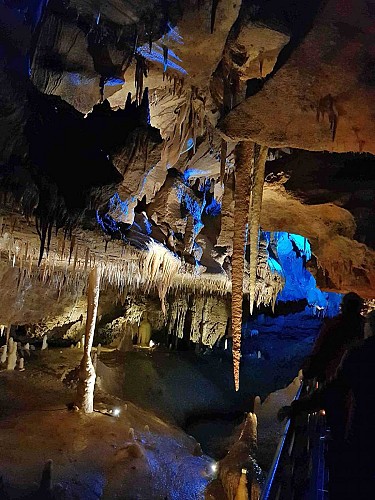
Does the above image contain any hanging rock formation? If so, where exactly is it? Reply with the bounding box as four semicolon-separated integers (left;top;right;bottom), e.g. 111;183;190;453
231;142;252;391
220;0;375;154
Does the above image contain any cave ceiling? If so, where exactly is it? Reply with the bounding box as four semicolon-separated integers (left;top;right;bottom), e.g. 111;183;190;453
1;0;375;326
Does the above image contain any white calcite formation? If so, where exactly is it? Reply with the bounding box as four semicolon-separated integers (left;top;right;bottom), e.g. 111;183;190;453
0;344;7;364
7;338;17;370
41;335;48;350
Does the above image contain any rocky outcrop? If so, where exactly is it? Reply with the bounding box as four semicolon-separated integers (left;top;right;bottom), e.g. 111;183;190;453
220;0;375;154
167;293;229;347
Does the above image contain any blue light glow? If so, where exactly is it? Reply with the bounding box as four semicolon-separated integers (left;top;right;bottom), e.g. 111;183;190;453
105;77;125;86
96;210;121;236
108;193;130;217
176;184;205;237
137;44;187;75
180;138;195;155
268;255;283;274
183;168;209;181
144;217;152;235
266;232;341;317
67;72;93;86
161;23;184;45
205;198;221;216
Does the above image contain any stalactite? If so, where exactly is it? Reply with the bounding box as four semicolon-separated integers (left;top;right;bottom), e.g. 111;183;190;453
135;55;148;105
84;247;90;271
139;87;150;126
69;235;76;264
317;94;338;141
248;144;268;315
162;44;169;73
232;142;253;391
161;86;205;169
211;0;220;33
73;243;78;271
220;139;227;185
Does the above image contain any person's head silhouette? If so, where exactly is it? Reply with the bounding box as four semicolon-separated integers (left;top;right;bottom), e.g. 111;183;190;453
341;292;364;316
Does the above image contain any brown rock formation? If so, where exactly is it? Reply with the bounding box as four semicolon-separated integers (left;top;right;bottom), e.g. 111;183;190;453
220;0;375;154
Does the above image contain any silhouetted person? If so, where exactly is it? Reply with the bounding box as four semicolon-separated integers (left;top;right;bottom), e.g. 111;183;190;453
279;311;375;499
303;292;365;383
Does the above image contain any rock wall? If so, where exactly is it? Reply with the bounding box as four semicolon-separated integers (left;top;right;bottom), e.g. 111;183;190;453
167;292;230;347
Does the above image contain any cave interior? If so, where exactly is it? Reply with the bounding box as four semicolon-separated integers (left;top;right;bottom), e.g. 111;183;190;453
1;0;375;498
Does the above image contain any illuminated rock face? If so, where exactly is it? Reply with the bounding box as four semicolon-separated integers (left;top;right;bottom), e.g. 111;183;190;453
220;0;375;154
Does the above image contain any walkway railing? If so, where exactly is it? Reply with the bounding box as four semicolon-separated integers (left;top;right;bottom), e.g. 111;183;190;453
260;382;328;500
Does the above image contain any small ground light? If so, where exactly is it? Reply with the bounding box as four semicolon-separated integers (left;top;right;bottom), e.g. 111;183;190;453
211;463;218;473
113;408;121;417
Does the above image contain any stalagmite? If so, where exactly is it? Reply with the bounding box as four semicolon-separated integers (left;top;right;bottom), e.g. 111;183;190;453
0;344;7;364
218;412;259;500
248;144;268;315
232;142;253;392
253;396;261;416
235;469;248;500
41;334;48;350
18;357;25;371
75;266;100;413
7;338;17;370
39;459;53;494
138;314;152;346
97;343;102;356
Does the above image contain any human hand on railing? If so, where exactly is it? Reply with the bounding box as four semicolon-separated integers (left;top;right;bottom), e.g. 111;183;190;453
277;405;292;422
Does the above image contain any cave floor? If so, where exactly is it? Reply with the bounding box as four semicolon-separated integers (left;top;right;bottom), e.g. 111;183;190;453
0;348;214;499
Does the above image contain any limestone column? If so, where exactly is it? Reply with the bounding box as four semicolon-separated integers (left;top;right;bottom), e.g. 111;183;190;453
75;266;100;413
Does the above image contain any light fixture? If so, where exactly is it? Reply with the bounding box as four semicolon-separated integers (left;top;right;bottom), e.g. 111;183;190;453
113;408;121;417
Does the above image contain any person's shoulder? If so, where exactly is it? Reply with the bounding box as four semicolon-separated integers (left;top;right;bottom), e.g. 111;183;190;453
344;336;374;364
361;335;375;352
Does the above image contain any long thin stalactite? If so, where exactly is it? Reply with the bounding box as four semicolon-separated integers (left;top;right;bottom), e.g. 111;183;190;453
232;142;253;392
248;144;268;315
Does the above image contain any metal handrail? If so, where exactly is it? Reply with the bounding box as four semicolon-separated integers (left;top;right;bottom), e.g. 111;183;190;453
260;383;304;500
